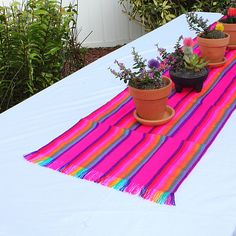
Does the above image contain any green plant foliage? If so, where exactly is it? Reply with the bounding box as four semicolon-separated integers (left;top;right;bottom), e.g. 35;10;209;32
0;0;85;112
119;0;180;31
186;12;209;34
191;0;231;13
186;12;227;39
109;48;166;90
119;0;231;31
183;54;208;72
201;30;226;39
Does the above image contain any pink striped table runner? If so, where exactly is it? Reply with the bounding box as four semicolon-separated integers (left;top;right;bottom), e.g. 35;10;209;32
24;46;236;205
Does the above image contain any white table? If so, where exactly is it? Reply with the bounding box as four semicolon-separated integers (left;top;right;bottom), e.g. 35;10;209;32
0;12;236;236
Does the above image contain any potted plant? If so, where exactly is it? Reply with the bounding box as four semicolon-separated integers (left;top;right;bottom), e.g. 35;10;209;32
109;48;175;126
157;36;208;93
186;12;230;67
219;1;236;49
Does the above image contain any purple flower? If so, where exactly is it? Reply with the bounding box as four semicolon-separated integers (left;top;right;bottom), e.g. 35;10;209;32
148;59;160;69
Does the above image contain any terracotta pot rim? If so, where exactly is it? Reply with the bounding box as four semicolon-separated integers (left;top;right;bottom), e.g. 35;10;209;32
197;32;230;41
221;22;236;26
128;76;172;92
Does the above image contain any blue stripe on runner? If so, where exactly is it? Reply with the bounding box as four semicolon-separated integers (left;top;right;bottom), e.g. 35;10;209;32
40;122;99;166
58;125;112;172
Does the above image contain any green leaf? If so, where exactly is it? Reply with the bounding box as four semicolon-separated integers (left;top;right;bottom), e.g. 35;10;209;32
45;47;61;55
183;55;190;63
35;9;48;15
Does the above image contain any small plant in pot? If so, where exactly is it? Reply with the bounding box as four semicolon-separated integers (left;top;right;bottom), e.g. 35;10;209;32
219;1;236;49
186;12;230;67
109;48;175;126
157;36;208;93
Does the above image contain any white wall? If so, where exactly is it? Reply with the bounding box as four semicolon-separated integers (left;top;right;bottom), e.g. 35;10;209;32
75;0;144;47
2;0;145;48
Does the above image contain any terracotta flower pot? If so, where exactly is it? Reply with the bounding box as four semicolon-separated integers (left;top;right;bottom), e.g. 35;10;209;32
128;76;172;120
222;23;236;48
197;33;230;64
169;67;209;93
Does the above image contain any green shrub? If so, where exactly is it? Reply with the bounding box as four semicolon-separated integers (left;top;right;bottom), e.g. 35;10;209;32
191;0;231;13
0;0;85;113
119;0;231;31
119;0;180;31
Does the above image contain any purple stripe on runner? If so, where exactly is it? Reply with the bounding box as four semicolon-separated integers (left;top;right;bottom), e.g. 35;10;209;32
172;101;236;193
95;133;147;183
58;125;112;172
79;129;132;178
168;59;236;137
186;76;236;140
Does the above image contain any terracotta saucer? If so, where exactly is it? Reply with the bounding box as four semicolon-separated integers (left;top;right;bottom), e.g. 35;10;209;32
228;44;236;50
207;57;227;68
134;105;175;126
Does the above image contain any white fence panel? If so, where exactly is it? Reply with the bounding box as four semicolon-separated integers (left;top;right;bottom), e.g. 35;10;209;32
75;0;144;47
2;0;144;48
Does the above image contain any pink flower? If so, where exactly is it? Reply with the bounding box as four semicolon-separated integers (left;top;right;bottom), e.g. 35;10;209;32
228;7;236;17
183;37;194;47
159;62;166;71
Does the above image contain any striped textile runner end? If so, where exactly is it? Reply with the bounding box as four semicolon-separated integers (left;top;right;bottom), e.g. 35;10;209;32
24;44;236;206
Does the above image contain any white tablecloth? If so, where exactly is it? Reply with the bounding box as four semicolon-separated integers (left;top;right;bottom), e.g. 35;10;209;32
0;12;236;236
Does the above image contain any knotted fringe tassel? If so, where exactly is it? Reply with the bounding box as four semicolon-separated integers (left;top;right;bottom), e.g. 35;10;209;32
60;165;176;206
140;187;175;205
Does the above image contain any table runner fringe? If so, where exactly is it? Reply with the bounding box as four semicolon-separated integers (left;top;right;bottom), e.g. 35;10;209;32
60;165;176;205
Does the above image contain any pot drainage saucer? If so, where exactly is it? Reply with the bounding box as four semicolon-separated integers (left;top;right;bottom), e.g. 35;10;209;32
134;105;175;126
207;57;227;68
228;44;236;50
